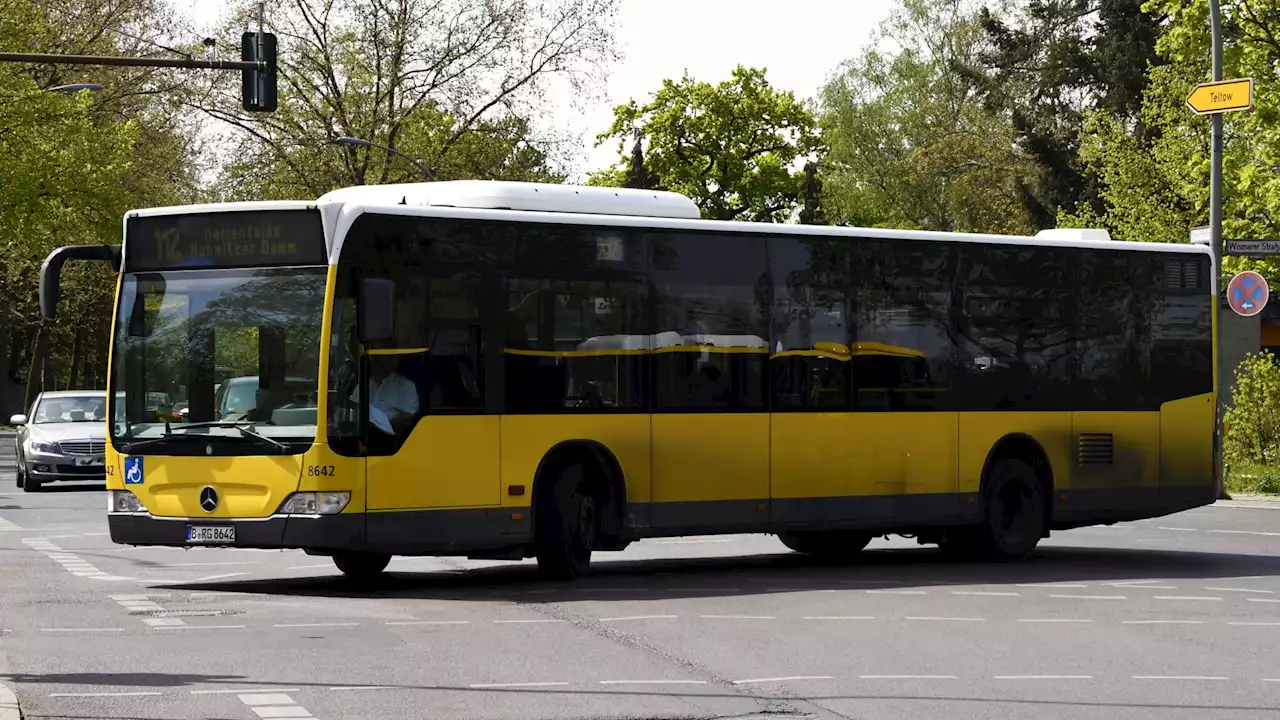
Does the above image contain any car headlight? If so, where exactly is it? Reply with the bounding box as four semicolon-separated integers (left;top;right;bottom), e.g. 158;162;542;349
27;440;59;454
278;491;350;515
109;490;144;513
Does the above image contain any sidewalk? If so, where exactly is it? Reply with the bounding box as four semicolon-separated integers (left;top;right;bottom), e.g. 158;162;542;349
1219;492;1280;509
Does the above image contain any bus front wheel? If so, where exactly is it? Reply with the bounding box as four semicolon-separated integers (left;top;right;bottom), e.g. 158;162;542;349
968;458;1045;561
535;463;597;580
333;551;391;578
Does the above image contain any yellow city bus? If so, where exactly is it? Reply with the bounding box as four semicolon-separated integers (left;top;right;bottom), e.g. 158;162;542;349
38;181;1219;579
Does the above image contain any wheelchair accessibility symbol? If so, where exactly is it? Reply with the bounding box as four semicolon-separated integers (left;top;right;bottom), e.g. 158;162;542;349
124;456;144;485
1228;271;1269;317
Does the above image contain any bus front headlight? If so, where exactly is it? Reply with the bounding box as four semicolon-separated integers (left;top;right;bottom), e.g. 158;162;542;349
109;490;143;513
278;492;350;515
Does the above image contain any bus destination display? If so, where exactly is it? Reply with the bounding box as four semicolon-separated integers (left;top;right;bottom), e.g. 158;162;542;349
125;210;326;271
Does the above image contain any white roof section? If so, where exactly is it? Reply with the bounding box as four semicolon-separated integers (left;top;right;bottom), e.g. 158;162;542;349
1036;228;1112;242
126;200;317;218
317;180;702;219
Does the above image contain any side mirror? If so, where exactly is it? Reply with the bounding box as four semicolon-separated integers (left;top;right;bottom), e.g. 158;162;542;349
9;414;27;426
40;244;121;319
359;278;395;343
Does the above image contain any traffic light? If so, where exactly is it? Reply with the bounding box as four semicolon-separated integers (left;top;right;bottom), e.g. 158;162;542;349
241;31;277;112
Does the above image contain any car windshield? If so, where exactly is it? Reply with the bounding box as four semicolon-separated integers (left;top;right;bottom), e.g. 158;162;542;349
110;266;326;449
32;396;108;424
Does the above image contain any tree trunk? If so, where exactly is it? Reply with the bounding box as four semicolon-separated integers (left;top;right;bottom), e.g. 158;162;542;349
67;327;83;390
24;325;47;409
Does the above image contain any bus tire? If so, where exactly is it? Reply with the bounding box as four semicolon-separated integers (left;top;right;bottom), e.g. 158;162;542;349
333;551;391;578
975;458;1045;561
779;530;872;558
535;463;597;580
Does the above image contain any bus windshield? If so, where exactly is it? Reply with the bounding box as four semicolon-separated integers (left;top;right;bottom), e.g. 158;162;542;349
110;266;326;451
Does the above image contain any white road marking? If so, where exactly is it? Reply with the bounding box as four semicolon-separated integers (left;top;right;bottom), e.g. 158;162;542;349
700;615;776;620
1018;583;1088;588
1048;594;1126;600
156;624;247;630
328;686;396;691
1157;527;1198;532
48;686;162;691
163;561;262;567
804;616;875;621
1248;598;1280;604
598;680;707;685
469;682;570;688
493;619;562;624
1122;620;1204;625
654;538;733;544
237;692;315;719
1205;587;1274;594
669;587;743;592
904;616;985;622
731;676;832;685
599;615;678;622
1153;596;1222;601
1206;529;1280;536
952;591;1020;597
866;589;926;595
859;675;957;680
273;623;359;628
995;675;1093;680
1226;621;1280;627
1132;675;1228;681
384;620;470;626
40;627;124;633
190;688;300;695
142;618;185;627
1017;618;1093;623
188;572;249;582
286;563;334;570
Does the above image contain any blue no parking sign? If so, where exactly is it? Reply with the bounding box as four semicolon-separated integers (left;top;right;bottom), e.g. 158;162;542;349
1228;271;1269;317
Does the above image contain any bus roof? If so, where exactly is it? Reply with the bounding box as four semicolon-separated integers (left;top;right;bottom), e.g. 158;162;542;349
317;180;702;219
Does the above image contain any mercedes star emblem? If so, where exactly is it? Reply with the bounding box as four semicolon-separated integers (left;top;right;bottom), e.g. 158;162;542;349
199;486;219;513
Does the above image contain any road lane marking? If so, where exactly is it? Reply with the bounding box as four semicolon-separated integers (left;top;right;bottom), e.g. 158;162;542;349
700;615;776;620
40;628;124;633
49;686;161;691
1156;527;1198;532
1248;598;1280;603
469;682;570;688
191;688;300;694
1122;620;1204;625
599;680;708;685
328;686;396;691
156;625;247;630
286;563;334;570
273;623;359;628
731;676;832;685
859;675;957;680
1017;618;1093;623
654;538;734;544
952;591;1020;597
1048;594;1126;600
384;620;470;626
1018;583;1088;588
1153;596;1222;601
1206;529;1280;536
995;675;1093;680
493;619;562;624
163;561;262;567
904;616;985;622
1227;621;1280;626
599;615;678;622
803;616;875;620
866;589;926;595
237;692;315;719
1132;675;1228;681
1205;587;1274;594
188;572;249;582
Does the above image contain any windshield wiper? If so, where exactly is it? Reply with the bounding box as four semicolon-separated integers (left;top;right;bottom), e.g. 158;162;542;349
120;421;290;454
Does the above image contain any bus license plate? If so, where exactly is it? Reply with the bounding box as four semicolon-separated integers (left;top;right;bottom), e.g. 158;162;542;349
186;525;235;544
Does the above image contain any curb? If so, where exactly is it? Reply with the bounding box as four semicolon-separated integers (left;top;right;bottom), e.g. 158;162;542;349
0;684;20;720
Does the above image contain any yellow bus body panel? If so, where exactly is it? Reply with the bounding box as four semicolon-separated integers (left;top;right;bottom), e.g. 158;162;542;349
111;453;304;518
501;415;651;507
367;416;501;510
1071;411;1160;490
957;413;1073;493
651;414;769;503
1160;393;1215;489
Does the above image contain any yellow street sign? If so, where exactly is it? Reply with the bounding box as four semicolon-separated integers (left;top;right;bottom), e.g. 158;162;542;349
1187;78;1254;115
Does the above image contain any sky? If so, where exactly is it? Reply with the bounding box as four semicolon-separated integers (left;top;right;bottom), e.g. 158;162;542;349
171;0;894;179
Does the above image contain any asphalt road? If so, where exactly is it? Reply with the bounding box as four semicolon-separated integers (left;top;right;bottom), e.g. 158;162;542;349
3;442;1280;719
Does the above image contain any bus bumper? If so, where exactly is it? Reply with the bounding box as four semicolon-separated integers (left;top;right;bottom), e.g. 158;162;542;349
107;512;364;551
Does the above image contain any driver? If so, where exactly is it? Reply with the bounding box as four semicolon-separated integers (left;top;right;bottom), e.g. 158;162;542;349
362;354;418;435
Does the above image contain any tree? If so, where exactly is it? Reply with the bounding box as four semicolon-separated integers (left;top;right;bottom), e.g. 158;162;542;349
197;0;620;200
590;66;819;222
1062;0;1280;282
970;0;1165;228
818;0;1035;234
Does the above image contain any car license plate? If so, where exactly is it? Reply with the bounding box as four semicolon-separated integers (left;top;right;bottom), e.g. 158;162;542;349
186;525;235;544
74;456;103;467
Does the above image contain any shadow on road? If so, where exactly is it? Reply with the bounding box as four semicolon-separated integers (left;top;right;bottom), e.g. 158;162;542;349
165;545;1280;603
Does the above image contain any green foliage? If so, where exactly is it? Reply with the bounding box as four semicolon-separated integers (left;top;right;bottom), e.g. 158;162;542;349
818;0;1035;234
1223;352;1280;474
590;66;818;222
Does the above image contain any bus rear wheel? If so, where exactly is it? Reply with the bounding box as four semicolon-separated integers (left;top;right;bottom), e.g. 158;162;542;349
779;530;872;558
971;458;1045;561
333;551;391;578
535;463;597;580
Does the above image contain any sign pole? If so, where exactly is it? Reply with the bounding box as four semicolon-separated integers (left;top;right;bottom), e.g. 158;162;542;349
1210;0;1224;275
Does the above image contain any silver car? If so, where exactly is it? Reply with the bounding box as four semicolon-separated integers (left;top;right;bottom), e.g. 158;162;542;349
10;390;108;492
